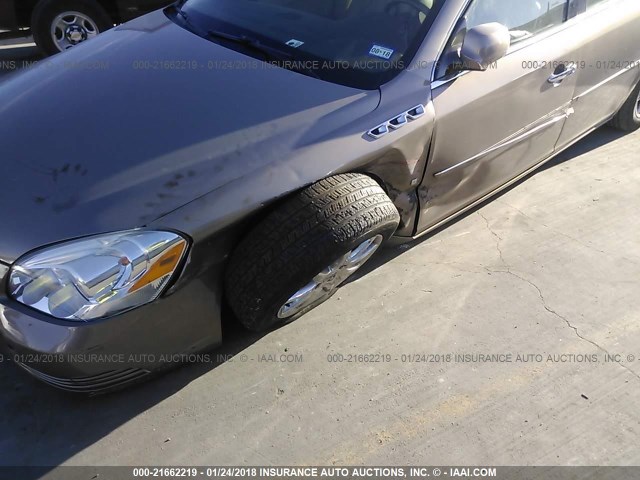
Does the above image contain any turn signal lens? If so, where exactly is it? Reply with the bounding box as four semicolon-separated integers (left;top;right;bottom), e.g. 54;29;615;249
9;230;188;321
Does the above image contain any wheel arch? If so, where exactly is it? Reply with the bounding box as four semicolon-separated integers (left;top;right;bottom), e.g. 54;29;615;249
155;170;398;298
151;160;417;297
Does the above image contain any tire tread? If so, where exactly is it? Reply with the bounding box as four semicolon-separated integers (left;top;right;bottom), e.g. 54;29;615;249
610;81;640;132
225;173;400;331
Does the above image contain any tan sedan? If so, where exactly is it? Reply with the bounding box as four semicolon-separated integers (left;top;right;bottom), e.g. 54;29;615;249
1;0;639;391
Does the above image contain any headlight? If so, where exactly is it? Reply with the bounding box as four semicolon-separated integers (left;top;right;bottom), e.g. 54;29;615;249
8;230;188;321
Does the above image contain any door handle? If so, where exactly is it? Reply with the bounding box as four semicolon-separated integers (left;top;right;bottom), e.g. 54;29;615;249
548;63;577;85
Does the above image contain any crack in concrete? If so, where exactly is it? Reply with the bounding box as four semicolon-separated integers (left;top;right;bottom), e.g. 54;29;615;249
478;211;507;268
477;211;640;382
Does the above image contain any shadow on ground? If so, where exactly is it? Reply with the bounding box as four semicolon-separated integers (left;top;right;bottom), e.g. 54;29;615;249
0;126;627;474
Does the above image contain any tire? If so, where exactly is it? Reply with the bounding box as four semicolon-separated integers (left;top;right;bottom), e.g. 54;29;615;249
610;81;640;132
31;0;113;56
225;173;401;332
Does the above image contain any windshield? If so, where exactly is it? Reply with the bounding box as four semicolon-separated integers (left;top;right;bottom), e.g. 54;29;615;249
174;0;442;89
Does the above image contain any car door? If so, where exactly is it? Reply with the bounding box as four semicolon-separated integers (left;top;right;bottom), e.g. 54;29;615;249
416;0;578;234
556;0;640;149
0;0;17;30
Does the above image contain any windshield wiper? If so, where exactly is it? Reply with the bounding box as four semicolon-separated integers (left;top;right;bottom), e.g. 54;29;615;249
207;29;321;79
172;5;208;38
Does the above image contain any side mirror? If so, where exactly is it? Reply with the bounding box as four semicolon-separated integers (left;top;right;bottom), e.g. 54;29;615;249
459;22;511;71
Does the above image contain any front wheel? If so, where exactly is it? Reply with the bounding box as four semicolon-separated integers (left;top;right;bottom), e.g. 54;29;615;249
225;173;401;332
610;81;640;132
31;0;113;56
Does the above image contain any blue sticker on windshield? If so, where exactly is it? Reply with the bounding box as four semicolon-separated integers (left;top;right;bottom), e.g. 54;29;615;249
369;45;394;60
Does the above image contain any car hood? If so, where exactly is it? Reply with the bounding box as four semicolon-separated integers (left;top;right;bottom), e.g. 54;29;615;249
0;10;380;263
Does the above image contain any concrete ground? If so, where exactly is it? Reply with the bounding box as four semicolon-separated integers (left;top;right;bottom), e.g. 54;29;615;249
1;39;640;469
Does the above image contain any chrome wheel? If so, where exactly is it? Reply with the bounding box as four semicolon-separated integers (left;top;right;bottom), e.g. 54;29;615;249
50;11;99;51
277;235;383;319
635;89;640;119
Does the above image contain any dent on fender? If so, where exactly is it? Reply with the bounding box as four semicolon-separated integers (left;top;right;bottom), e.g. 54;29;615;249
362;100;436;237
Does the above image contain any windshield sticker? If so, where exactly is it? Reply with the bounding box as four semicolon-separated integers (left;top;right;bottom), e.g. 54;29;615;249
286;39;305;48
369;45;394;60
